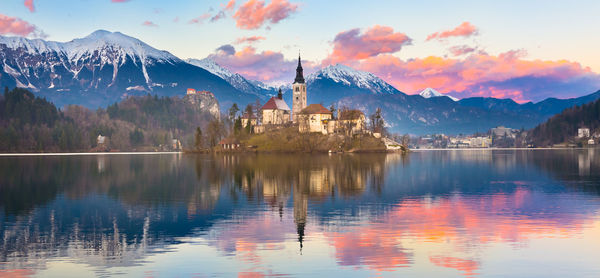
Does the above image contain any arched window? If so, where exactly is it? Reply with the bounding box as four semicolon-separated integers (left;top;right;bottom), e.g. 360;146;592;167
295;87;299;92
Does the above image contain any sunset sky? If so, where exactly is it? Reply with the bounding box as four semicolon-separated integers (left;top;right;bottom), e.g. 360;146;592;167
1;0;599;102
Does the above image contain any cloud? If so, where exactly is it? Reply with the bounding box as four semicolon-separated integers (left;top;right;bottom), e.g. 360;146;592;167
0;14;46;38
233;0;298;30
208;44;314;83
427;21;479;41
225;0;236;11
188;13;211;24
24;0;35;12
216;44;236;55
142;21;158;27
349;51;600;102
210;11;227;22
235;36;266;44
324;25;411;64
448;45;478;56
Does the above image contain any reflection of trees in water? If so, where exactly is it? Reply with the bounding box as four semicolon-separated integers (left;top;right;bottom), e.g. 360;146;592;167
526;149;600;194
0;153;394;270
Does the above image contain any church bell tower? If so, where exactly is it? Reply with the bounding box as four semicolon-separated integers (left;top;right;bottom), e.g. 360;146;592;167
292;54;307;123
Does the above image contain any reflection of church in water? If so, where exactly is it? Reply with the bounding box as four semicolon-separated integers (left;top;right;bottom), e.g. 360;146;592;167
236;155;389;250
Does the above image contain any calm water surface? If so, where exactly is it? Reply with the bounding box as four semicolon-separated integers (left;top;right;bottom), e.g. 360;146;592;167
1;150;600;277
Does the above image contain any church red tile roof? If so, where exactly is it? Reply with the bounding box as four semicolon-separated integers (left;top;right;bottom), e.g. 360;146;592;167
261;97;291;111
299;104;332;115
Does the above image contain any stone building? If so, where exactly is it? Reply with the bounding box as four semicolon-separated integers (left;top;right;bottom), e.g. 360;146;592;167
260;89;291;125
337;109;367;135
292;55;307;123
298;104;333;134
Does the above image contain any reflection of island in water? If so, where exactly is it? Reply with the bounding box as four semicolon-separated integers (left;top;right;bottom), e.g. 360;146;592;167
0;150;599;276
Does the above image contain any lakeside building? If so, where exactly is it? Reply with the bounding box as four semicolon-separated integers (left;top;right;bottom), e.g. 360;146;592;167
578;128;591;138
491;126;518;138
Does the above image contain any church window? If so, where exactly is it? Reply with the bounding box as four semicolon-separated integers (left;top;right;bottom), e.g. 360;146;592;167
295;87;299;92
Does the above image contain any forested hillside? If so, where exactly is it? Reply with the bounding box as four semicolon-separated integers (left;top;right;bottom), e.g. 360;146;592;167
528;98;600;146
0;88;220;152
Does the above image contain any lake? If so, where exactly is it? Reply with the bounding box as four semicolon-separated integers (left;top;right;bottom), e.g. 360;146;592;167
1;150;599;277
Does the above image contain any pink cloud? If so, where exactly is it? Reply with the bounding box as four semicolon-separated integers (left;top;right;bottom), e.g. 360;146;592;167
141;21;158;27
0;14;45;38
235;36;266;44
448;45;478;56
324;25;411;64
24;0;35;12
349;51;600;102
188;13;211;24
208;44;315;83
427;22;479;41
233;0;298;30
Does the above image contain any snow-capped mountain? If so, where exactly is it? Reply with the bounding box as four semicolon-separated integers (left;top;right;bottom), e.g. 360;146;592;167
284;63;403;106
307;64;399;95
0;30;255;108
185;58;274;100
419;87;459;101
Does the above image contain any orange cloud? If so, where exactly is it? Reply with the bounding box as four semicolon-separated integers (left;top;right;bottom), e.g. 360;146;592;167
225;0;236;11
0;14;44;38
141;20;158;27
235;36;266;44
233;0;298;30
324;25;411;64
430;256;479;277
427;22;479;41
24;0;35;12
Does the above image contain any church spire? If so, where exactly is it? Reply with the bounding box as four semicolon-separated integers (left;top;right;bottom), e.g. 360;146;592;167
294;53;305;84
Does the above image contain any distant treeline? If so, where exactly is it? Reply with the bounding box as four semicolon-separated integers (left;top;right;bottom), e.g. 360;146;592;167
528;98;600;146
0;88;218;152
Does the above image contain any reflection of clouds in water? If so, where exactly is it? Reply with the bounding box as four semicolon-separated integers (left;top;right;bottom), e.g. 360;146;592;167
321;188;599;274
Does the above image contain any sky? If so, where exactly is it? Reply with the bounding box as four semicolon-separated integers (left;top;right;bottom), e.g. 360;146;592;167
1;0;600;102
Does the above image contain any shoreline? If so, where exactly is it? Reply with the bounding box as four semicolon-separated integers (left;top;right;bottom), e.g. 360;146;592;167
0;147;596;156
0;151;183;157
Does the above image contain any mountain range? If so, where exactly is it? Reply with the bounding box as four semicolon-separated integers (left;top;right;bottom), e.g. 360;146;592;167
0;30;257;108
1;30;599;135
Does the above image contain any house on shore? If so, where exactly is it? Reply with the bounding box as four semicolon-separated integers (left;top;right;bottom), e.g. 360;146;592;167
219;138;241;150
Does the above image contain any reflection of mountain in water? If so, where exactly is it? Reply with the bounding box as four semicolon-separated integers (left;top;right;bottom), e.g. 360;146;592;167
0;150;599;274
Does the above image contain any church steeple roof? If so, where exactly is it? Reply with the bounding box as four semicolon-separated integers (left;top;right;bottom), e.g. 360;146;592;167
294;54;305;84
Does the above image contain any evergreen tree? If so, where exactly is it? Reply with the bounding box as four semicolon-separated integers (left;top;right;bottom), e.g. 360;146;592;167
194;127;203;150
228;103;239;122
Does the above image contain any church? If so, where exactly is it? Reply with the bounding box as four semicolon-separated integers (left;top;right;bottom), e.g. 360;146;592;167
258;54;310;127
255;54;365;135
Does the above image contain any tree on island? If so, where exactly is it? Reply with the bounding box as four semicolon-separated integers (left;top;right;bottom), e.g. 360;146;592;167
206;118;225;148
228;103;239;123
